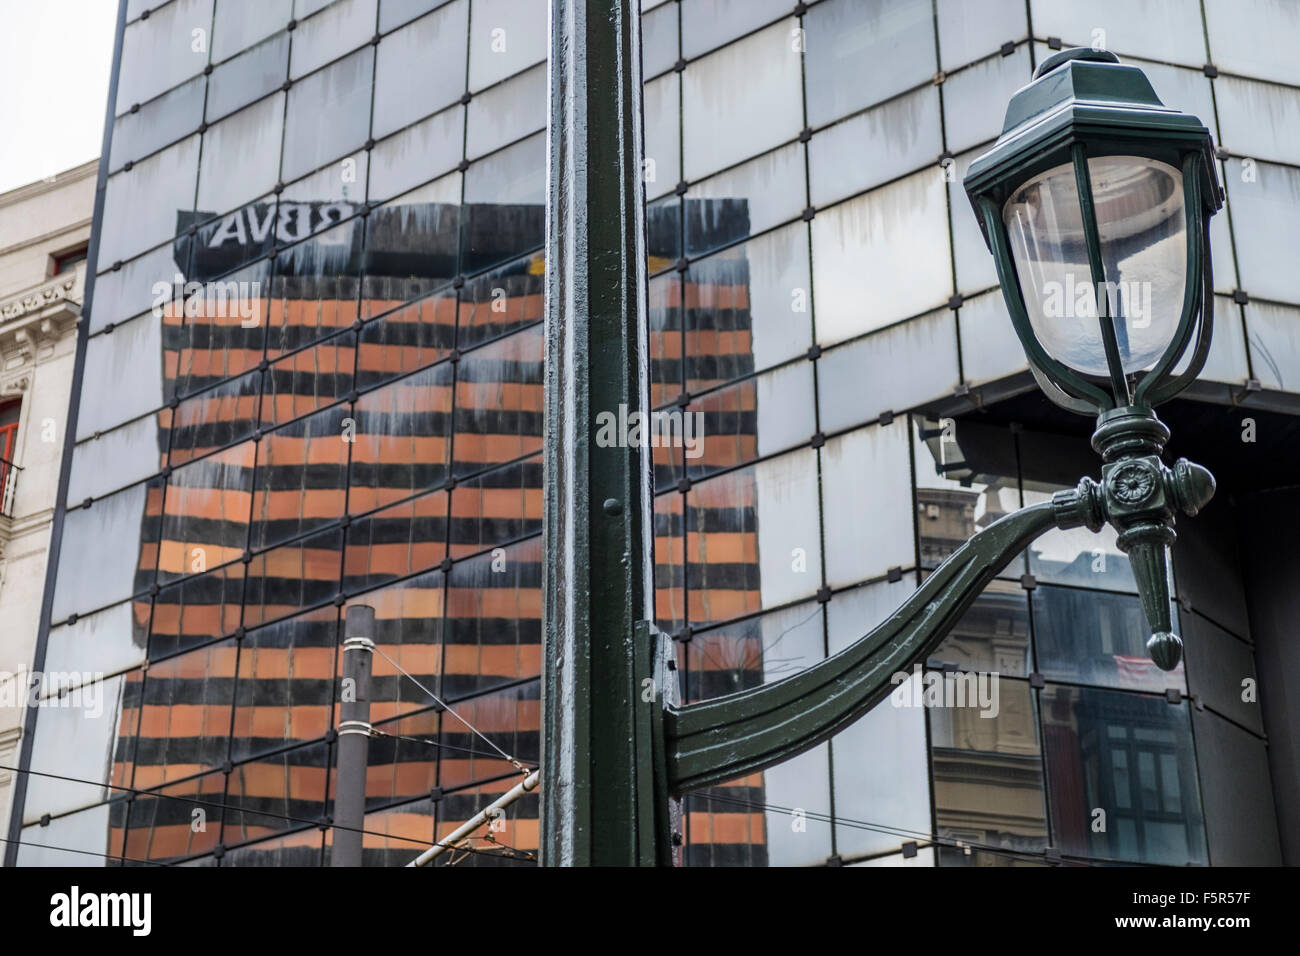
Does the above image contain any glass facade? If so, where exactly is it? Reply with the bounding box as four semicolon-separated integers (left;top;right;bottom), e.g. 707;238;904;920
11;0;1292;867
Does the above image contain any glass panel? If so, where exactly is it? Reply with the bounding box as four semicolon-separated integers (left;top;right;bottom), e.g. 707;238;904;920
346;568;444;722
803;0;935;129
461;133;545;272
41;599;151;683
369;106;465;202
243;526;344;627
357;711;442;816
641;0;677;77
687;600;823;702
685;222;812;391
221;828;323;865
648;271;683;409
428;682;540;798
1229;160;1300;306
135;638;239;781
171;258;272;399
281;47;375;183
213;0;292;62
344;485;449;591
826;577;933;859
653;491;686;634
465;63;544;160
150;559;246;658
52;480;162;621
931;580;1030;677
446;454;541;559
686;448;822;626
457;252;545;349
110;76;206;172
1204;0;1300;86
1030;0;1207;68
941;46;1032;155
123;771;225;863
17;804;122;866
931;678;1047;863
441;536;543;696
948;147;1001;296
197;94;287;216
686;361;815;480
209;31;290;123
936;0;1027;72
260;329;356;427
66;412;169;505
1041;684;1207;865
957;291;1029;386
249;403;350;549
372;0;468;137
812;168;952;345
349;362;454;512
356;296;456;390
223;741;331;845
380;0;446;31
680;0;790;59
820;421;914;588
115;0;215;113
90;244;187;336
229;605;338;759
817;309;960;435
808;86;941;210
911;415;1022;578
282;148;368;214
362;176;462;312
168;370;262;467
681;19;802;182
452;324;544;477
267;219;363;356
467;0;547;91
290;0;377;78
685;142;805;257
1034;585;1185;693
97;134;201;272
21;670;135;822
157;441;256;583
643;72;680;201
1182;609;1263;735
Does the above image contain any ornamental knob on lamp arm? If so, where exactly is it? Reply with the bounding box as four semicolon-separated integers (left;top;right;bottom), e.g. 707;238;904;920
964;47;1225;670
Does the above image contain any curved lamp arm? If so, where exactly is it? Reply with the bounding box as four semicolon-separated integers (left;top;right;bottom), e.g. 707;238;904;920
664;497;1067;793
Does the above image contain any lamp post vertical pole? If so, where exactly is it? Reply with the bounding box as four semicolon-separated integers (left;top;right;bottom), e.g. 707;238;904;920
541;0;660;864
333;604;375;866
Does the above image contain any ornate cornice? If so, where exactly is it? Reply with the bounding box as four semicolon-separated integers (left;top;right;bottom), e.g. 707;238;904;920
0;270;82;363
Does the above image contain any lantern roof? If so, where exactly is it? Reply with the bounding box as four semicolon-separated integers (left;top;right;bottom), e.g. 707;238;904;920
964;48;1222;250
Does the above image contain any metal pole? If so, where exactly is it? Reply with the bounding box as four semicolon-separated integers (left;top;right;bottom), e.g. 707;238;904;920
542;0;669;864
332;604;375;866
407;770;542;867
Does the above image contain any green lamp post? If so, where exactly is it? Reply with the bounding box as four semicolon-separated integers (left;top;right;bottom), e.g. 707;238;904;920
541;19;1222;865
963;46;1224;670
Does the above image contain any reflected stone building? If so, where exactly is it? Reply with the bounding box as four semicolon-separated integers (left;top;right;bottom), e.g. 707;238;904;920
8;0;1299;868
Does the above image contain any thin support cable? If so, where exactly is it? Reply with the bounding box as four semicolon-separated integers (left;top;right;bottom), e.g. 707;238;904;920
370;645;529;775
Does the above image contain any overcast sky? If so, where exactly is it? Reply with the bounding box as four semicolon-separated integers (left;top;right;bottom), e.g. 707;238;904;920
0;0;116;193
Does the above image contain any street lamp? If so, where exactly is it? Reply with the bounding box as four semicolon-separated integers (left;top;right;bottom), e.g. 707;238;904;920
542;12;1224;864
963;47;1223;670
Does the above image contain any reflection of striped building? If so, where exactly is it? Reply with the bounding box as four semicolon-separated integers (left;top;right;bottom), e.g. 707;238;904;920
100;198;767;865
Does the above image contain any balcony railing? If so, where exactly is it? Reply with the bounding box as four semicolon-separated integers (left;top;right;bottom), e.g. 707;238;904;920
0;457;19;519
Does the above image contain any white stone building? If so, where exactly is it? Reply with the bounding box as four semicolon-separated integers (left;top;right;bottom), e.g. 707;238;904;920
0;160;94;839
